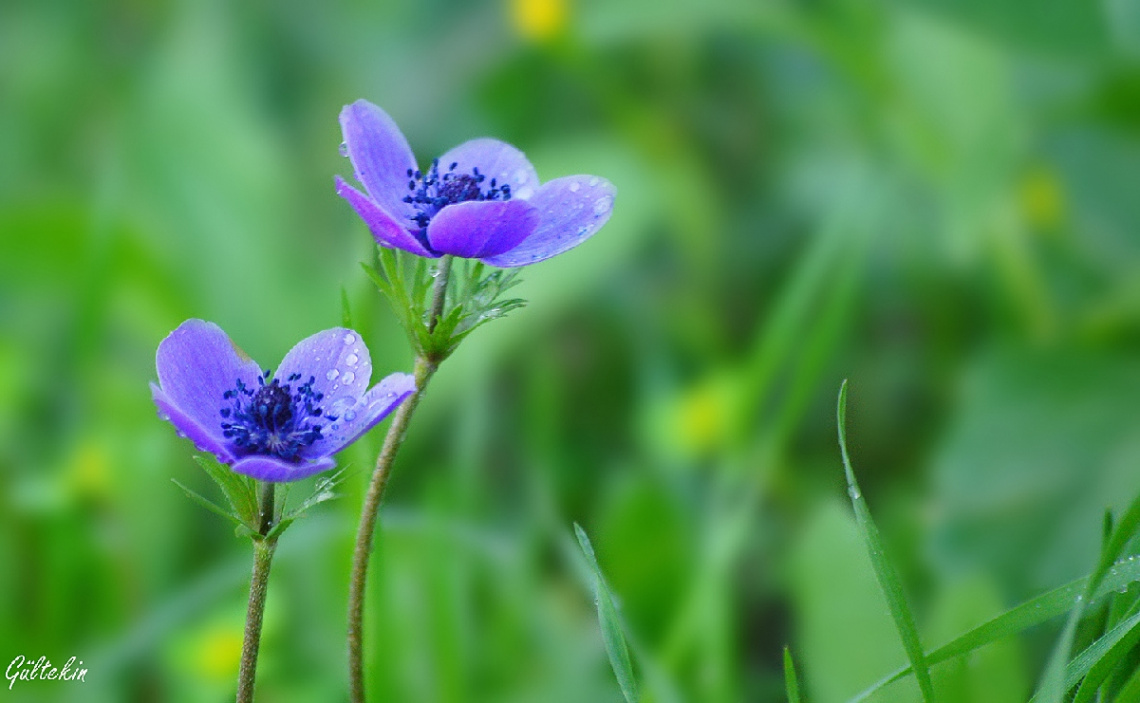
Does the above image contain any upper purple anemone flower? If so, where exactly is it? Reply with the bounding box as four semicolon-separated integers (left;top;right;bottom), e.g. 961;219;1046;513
335;99;615;267
152;319;416;482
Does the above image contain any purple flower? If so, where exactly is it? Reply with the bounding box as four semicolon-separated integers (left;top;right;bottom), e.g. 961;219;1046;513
335;99;615;267
151;320;415;482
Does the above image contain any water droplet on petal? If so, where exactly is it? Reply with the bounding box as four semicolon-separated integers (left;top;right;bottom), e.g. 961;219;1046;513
326;369;340;381
343;333;356;345
339;141;349;157
341;371;356;384
593;196;613;216
345;353;359;366
569;181;581;193
588;177;599;187
344;410;357;422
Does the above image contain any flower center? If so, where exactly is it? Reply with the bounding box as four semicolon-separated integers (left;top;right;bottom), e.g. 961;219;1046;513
220;372;334;461
402;159;513;230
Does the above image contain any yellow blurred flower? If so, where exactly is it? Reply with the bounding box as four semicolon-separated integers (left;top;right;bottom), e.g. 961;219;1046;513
66;438;111;501
511;0;567;41
192;624;244;683
1018;165;1065;229
671;375;735;454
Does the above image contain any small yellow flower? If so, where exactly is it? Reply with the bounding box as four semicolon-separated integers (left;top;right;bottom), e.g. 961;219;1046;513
1018;165;1065;229
511;0;567;41
192;624;244;683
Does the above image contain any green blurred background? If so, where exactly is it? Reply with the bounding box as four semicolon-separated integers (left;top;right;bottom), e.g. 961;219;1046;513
3;0;1140;700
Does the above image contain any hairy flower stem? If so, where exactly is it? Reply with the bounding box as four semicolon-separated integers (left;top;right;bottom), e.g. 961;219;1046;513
237;483;278;703
347;257;451;702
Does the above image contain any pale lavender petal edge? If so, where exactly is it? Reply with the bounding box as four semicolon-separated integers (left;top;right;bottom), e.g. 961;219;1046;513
231;455;337;483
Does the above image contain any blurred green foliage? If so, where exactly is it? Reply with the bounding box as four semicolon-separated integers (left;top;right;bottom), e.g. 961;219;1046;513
3;0;1140;700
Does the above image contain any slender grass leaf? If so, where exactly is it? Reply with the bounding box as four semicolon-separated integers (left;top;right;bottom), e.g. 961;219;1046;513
1071;601;1140;703
1031;608;1140;702
784;647;802;703
849;554;1140;702
575;523;639;703
1035;488;1140;703
837;381;935;703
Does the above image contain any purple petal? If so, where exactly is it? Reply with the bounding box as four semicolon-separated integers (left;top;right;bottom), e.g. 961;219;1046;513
301;372;416;459
438;138;540;200
231;455;336;482
426;200;539;259
339;100;417;221
482;176;615;267
152;383;235;463
274;327;372;409
156;319;262;444
336;177;436;257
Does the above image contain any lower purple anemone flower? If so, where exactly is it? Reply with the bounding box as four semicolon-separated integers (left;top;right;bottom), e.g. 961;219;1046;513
335;99;616;267
152;319;415;482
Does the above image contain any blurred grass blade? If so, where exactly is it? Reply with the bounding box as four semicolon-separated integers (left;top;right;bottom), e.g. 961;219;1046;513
574;523;640;703
849;554;1140;701
837;381;935;703
784;647;802;703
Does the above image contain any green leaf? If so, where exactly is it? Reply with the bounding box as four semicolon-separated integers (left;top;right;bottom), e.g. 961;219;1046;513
836;381;935;703
191;454;258;529
171;479;243;526
341;285;354;329
784;647;802;703
574;523;639;703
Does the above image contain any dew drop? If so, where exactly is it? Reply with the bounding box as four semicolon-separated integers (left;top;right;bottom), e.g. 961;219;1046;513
343;333;356;345
588;177;599;187
339;141;349;157
341;371;356;384
344;409;357;422
593;196;613;216
345;353;359;366
326;369;340;381
569;181;581;193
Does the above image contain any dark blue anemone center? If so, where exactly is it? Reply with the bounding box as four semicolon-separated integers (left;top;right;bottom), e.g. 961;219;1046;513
220;372;335;461
403;159;513;231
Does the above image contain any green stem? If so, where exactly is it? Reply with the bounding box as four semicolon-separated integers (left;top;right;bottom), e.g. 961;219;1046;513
237;483;278;703
347;258;452;703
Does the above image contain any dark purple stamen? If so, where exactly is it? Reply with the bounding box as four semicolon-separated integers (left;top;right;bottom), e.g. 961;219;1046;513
402;159;513;230
220;371;337;461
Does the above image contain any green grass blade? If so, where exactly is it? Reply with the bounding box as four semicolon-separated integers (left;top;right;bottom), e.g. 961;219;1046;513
837;381;935;703
1034;489;1140;703
784;647;802;703
1071;602;1140;703
574;523;640;703
341;285;354;328
848;555;1140;702
1030;608;1140;702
